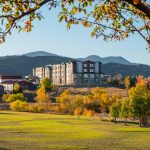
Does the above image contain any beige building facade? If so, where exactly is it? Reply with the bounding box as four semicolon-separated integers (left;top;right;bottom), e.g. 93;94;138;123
33;60;102;86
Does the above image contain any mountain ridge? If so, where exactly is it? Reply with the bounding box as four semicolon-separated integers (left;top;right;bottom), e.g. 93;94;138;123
0;51;149;77
23;51;58;57
23;51;132;65
0;55;149;77
77;55;131;65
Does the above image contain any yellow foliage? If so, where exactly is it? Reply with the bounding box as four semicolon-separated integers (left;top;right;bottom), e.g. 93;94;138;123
133;0;140;5
10;100;28;112
83;109;95;117
74;107;83;116
57;89;73;113
91;87;107;97
36;86;50;103
26;103;49;113
91;32;95;38
101;93;110;106
72;7;78;14
84;95;94;104
13;83;21;93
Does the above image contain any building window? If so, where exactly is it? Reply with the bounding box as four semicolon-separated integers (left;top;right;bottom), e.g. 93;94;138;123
90;69;93;72
84;74;88;78
84;69;87;72
90;74;94;78
90;64;93;67
84;64;87;67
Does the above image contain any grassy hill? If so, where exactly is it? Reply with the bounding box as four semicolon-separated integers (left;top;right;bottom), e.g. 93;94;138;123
0;111;150;150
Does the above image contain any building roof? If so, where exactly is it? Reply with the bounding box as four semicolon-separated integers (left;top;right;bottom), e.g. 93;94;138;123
1;80;33;85
0;75;22;79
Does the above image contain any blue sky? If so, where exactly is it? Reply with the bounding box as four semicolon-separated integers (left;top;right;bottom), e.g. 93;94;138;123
0;7;149;65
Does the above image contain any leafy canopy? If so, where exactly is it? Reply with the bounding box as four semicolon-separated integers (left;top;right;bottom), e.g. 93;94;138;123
129;79;150;119
40;78;53;92
0;0;149;49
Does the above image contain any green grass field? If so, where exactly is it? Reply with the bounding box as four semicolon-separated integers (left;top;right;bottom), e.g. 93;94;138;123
0;111;150;150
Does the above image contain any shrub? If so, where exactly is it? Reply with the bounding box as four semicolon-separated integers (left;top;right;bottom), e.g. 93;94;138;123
52;105;61;113
100;117;114;122
13;83;22;93
86;110;95;117
10;100;28;112
74;107;83;116
26;104;35;112
2;94;9;102
37;105;46;113
83;109;95;117
5;93;25;103
36;86;50;103
26;103;49;113
57;90;73;113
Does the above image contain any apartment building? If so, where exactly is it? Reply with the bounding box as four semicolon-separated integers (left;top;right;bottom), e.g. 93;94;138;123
32;67;45;79
33;60;102;86
65;61;101;86
32;65;53;80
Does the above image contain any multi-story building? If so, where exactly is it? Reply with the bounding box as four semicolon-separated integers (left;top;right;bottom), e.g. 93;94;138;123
65;60;101;86
45;65;53;79
32;65;53;80
32;67;45;79
33;60;102;86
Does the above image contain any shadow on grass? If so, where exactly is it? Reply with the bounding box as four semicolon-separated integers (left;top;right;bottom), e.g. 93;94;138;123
115;121;150;127
11;131;27;134
116;120;139;125
0;147;10;150
0;112;15;115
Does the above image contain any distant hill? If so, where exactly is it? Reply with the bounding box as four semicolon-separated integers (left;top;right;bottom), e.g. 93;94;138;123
24;51;58;57
78;55;131;65
102;63;150;77
0;55;73;76
0;52;150;77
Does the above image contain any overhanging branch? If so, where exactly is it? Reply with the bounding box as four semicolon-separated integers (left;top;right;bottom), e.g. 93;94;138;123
122;0;150;19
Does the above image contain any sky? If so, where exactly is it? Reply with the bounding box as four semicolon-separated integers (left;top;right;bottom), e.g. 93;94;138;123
0;6;149;65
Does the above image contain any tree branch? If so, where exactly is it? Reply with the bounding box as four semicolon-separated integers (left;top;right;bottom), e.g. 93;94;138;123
122;0;150;19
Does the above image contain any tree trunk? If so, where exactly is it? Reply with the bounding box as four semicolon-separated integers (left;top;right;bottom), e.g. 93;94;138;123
114;117;117;124
142;117;148;127
125;117;127;126
139;118;142;127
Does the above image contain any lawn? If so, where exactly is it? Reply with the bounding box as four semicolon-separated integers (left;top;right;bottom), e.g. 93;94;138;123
0;111;150;150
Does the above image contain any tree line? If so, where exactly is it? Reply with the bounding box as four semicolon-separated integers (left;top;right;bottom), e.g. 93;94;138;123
1;76;150;127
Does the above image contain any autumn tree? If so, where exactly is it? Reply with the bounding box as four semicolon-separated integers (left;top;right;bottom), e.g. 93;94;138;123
74;95;84;109
124;76;136;89
120;98;130;125
10;100;28;112
3;93;25;103
56;89;73;113
36;86;50;103
91;87;121;113
84;94;100;113
146;77;150;90
0;0;149;49
100;93;110;112
13;83;22;93
129;79;150;127
40;78;53;92
73;95;84;115
91;87;108;112
110;101;121;123
124;76;132;89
